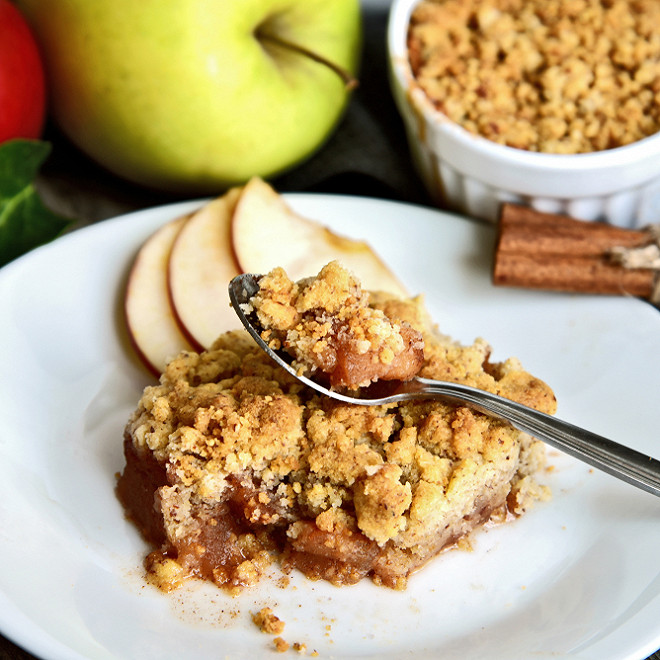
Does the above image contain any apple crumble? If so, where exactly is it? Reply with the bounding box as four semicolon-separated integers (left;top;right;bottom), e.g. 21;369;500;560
117;264;556;592
408;0;660;153
248;261;425;388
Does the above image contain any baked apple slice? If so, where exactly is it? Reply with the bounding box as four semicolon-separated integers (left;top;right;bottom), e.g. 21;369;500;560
124;215;194;376
168;188;242;350
231;177;408;297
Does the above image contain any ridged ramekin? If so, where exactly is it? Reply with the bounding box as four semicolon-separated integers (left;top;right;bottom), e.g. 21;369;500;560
387;0;660;228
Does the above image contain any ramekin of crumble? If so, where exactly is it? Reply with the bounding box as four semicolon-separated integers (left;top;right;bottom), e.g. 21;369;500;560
388;0;660;228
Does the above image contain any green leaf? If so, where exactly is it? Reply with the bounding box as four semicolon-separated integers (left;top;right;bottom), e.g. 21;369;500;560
0;139;73;267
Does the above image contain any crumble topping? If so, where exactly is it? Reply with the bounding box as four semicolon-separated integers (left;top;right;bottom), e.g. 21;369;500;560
249;261;425;388
408;0;660;153
117;264;556;593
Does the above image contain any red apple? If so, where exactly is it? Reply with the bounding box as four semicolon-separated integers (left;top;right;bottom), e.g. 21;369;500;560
0;0;46;142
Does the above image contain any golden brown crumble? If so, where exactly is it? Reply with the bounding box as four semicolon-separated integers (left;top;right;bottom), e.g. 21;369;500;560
249;261;424;388
117;271;556;593
252;607;286;635
408;0;660;153
274;637;290;653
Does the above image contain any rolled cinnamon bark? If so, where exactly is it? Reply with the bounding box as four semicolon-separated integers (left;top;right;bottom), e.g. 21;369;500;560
493;204;656;299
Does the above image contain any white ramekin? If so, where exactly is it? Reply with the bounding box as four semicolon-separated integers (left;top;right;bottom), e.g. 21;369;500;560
387;0;660;228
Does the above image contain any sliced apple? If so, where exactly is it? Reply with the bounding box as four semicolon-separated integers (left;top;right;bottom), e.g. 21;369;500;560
168;187;243;350
126;178;408;374
231;177;408;297
125;214;195;377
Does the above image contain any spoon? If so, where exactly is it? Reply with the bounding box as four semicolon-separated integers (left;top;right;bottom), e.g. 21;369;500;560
229;273;660;498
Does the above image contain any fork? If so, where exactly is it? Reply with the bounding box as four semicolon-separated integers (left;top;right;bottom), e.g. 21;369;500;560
229;273;660;498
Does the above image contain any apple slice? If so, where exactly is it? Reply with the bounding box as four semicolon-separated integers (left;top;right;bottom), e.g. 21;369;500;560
168;188;243;350
125;214;195;377
231;177;408;297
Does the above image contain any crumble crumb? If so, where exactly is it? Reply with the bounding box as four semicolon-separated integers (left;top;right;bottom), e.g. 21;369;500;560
144;552;187;592
252;607;285;635
274;637;290;653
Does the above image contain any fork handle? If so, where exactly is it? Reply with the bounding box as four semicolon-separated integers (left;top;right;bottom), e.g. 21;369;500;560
417;378;660;498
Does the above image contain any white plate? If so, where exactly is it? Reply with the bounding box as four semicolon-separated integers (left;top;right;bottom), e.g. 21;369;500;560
1;196;659;660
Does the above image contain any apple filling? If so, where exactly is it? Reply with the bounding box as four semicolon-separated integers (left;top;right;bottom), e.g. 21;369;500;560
117;281;556;593
249;261;425;389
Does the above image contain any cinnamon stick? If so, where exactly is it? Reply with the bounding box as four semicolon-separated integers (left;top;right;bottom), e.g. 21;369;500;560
493;204;656;299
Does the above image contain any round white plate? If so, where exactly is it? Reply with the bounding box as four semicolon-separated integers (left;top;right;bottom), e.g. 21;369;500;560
0;195;659;660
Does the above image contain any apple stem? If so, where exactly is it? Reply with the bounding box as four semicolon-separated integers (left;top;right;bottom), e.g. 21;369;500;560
258;33;359;91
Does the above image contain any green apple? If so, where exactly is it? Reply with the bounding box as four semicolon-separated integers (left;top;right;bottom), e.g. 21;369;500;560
16;0;361;192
